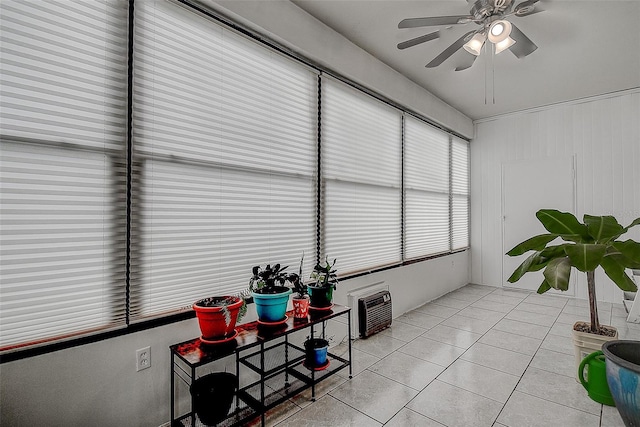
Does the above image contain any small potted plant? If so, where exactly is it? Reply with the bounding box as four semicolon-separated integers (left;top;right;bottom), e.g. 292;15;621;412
249;263;294;323
290;254;310;319
193;294;247;343
303;334;332;370
506;209;639;375
308;257;338;310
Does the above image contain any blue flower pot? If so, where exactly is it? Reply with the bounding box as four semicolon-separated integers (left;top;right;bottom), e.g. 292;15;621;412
602;340;640;427
251;288;291;323
304;338;329;367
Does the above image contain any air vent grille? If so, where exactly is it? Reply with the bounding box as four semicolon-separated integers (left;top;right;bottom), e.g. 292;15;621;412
358;291;392;338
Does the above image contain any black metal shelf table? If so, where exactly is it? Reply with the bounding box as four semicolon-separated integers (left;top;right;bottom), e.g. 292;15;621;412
170;304;352;426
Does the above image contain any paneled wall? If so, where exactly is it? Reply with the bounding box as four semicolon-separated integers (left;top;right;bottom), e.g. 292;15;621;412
471;89;640;303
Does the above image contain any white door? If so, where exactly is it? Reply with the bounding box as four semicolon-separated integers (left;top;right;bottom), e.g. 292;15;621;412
502;156;576;294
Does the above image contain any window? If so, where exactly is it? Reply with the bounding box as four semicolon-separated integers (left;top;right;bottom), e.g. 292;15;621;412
321;78;402;274
404;116;450;258
0;0;469;355
0;0;129;350
129;0;317;319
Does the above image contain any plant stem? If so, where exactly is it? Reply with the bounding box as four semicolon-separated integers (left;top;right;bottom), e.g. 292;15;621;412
587;270;600;334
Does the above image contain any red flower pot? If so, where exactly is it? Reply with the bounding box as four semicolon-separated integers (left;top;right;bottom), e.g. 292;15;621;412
193;296;243;340
292;295;310;319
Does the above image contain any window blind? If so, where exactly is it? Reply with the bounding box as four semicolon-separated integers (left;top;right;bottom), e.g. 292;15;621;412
322;78;402;274
130;0;317;318
452;137;470;250
0;0;128;350
404;116;451;258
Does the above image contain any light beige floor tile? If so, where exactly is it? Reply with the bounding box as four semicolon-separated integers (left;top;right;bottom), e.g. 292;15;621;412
479;329;542;356
505;309;556;327
516;366;602;415
548;322;573;337
438;358;520;403
432;295;472;309
488;288;530;298
384;408;446;427
368;351;444;390
556;311;591;325
446;290;485;302
398;336;466;367
415;302;460;319
529;347;576;378
459;284;496;295
289;374;347;408
483;293;527;305
470;298;517;313
331;345;380;378
329;370;418;424
275;395;381;427
497;391;600;427
601;404;627;427
352;332;407;358
441;314;497;334
492;318;550;340
460;342;532;377
515;302;562;316
421;324;482;349
458;306;506;323
523;294;569;308
407;380;503;427
379;321;427;342
562;304;592;315
540;332;574;355
246;399;300;426
396;311;445;330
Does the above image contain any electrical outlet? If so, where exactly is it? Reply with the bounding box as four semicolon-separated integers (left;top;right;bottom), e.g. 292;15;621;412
136;346;151;371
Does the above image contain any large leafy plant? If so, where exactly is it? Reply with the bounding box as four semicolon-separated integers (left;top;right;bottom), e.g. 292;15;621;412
507;209;640;334
249;263;297;294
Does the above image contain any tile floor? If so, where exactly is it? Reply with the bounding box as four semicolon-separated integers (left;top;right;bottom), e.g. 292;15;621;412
262;284;640;426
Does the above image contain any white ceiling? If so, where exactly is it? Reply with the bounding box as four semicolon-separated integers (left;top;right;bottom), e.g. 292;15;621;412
292;0;640;120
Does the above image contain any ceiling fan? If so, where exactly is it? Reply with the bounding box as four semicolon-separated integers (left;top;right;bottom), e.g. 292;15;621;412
397;0;541;71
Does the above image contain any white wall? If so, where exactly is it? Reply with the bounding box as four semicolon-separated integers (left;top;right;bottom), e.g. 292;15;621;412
0;252;469;427
471;89;640;303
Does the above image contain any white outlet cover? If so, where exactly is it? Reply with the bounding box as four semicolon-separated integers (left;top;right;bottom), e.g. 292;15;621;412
136;346;151;371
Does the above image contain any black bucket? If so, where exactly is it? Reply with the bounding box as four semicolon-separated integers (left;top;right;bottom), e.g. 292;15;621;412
190;372;236;426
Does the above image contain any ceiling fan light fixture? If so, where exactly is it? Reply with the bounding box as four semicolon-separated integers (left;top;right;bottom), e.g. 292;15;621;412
463;33;486;56
494;36;516;54
488;20;512;43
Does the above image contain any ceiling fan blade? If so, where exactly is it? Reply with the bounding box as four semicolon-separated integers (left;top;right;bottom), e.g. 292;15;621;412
508;23;538;58
399;15;473;29
397;31;440;50
455;53;477;71
514;0;541;16
426;30;475;68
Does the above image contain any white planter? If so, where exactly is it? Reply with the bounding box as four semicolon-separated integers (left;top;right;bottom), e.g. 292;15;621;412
572;321;618;381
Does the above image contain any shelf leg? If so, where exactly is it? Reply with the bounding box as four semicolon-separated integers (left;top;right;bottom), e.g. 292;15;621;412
236;351;240;408
347;310;353;379
170;353;175;425
261;342;265;427
191;365;196;426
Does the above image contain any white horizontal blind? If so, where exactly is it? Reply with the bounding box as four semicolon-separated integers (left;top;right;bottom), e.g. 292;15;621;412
0;0;128;351
404;116;450;258
452;137;470;250
322;79;402;274
131;0;317;318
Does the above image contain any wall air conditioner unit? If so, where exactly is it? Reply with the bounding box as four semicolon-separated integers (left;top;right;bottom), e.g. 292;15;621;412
358;290;392;338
